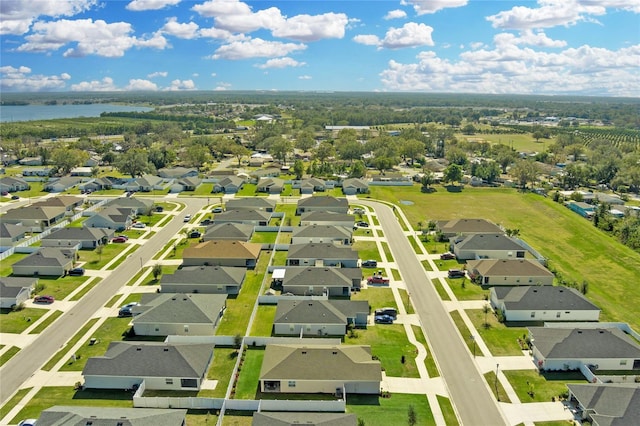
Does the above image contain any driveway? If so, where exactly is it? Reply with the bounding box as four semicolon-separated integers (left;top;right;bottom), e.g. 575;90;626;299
362;200;507;426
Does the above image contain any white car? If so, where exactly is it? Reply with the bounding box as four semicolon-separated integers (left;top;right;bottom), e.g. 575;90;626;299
183;214;191;222
131;222;146;229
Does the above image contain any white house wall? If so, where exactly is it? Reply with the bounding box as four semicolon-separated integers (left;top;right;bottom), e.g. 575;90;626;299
504;309;600;322
273;323;345;336
262;379;373;394
84;375;200;390
161;284;239;295
485;275;554;286
455;249;525;260
133;322;216;337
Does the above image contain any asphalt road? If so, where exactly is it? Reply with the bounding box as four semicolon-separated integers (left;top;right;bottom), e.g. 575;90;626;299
362;200;507;426
0;198;206;405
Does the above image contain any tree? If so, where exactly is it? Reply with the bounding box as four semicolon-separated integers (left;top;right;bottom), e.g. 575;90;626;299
462;123;476;135
95;245;103;262
268;137;292;165
400;139;424;165
152;263;163;281
483;304;491;329
373;156;395;175
183;144;209;169
509;160;540;190
295;128;316;152
420;172;434;192
443;164;463;185
51;147;89;175
407;405;417;426
229;144;250;167
349;160;366;178
293;159;305;179
116;148;151;177
314;141;335;164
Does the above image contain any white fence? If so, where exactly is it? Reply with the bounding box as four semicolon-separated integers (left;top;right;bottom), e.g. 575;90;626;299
164;335;342;347
258;294;329;305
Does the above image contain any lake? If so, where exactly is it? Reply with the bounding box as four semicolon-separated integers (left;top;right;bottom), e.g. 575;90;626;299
0;103;153;122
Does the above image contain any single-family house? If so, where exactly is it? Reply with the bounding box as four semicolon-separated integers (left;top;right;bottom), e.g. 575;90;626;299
273;299;369;336
0;277;37;308
12;247;76;277
212;176;245;194
213;209;271;226
566;384;640;426
106;197;154;215
0;176;30;193
0;222;28;246
292;178;327;194
158;167;199;179
467;259;554;286
44;177;82;192
259;344;382;394
256;177;284;194
252;412;357;426
125;174;166;192
70;166;94;177
170;176;202;193
291;225;352;245
160;265;246;295
593;192;625;206
529;326;640;372
490;286;600;322
203;223;254;242
41;227;114;249
37;406;188;426
450;233;527;260
182;240;262;268
342;178;369;195
286;243;359;268
22;167;53;177
131;293;227;336
19;157;42;166
296;196;349;215
566;201;596;218
78;177;113;192
225;197;276;212
436;219;503;238
1;205;66;229
250;167;280;180
280;267;363;296
82;341;213;391
83;206;135;231
84;155;101;167
299;211;355;229
33;195;84;212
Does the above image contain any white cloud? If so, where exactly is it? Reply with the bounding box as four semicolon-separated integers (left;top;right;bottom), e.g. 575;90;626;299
148;71;168;78
256;57;306;69
486;0;639;30
125;79;159;90
214;82;232;91
164;79;196;90
469;42;485;50
16;18;168;57
271;12;349;41
198;26;234;39
161;17;199;39
71;77;118;91
353;34;380;46
401;0;468;15
211;37;306;60
0;0;96;35
0;65;70;91
126;0;181;11
381;22;434;49
298;75;312;80
385;9;407;20
210;72;217;77
379;43;640;96
494;30;567;48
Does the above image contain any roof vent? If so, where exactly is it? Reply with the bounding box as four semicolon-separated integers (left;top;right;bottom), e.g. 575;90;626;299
559;289;563;292
332;351;338;355
136;347;142;351
599;330;604;333
164;348;169;351
533;289;537;293
577;330;582;334
301;351;307;354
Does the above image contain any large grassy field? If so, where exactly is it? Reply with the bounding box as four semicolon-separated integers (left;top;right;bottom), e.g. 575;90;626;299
367;185;640;332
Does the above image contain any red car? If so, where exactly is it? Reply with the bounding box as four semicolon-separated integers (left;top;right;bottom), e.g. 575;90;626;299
34;295;55;304
112;236;127;243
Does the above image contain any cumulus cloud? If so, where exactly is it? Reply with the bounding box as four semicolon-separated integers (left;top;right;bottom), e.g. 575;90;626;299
126;0;181;11
148;71;168;78
256;57;305;69
165;79;196;90
379;43;640;96
385;9;407;20
0;0;96;35
271;12;349;41
214;82;232;91
71;77;118;91
487;0;639;30
298;75;312;80
161;17;199;39
16;18;168;57
211;37;306;60
125;79;159;90
355;23;434;49
494;30;567;48
401;0;468;15
0;65;71;91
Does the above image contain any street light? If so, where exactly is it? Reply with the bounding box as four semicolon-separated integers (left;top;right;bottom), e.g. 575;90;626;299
495;363;500;401
470;335;476;358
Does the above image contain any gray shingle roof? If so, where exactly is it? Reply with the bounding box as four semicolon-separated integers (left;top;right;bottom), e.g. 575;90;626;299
467;259;552;277
2;205;66;221
283;267;357;287
437;218;503;235
225;197;276;210
260;344;381;382
133;293;227;325
453;233;525;251
287;243;358;260
13;248;75;268
292;225;352;239
37;406;187;426
82;342;213;378
252;412;357;426
213;209;271;222
43;227;113;242
0;222;27;239
161;265;246;286
529;327;640;359
493;286;600;311
300;211;354;223
566;384;640;426
204;223;254;241
274;300;369;324
297;196;348;208
0;277;37;298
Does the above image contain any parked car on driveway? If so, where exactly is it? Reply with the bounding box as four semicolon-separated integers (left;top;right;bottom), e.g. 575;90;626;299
356;221;369;227
189;230;202;238
353;208;365;215
18;419;37;426
375;307;397;319
440;252;456;260
11;195;20;200
118;302;140;317
212;207;223;213
68;267;85;276
448;269;466;278
112;236;127;243
374;314;394;324
361;259;378;268
131;222;146;229
34;295;54;304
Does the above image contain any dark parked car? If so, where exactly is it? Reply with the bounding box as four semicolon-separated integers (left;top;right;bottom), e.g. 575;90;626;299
11;195;20;200
375;307;398;319
356;221;369;227
112;236;127;243
68;267;85;276
34;295;55;304
440;252;456;260
374;314;394;324
118;302;140;317
361;259;377;268
155;206;164;212
200;219;213;226
189;230;202;238
448;269;466;278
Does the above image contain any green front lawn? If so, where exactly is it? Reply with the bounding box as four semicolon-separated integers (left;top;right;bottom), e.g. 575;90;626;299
345;324;419;378
465;309;527;356
0;387;32;420
437;395;459;426
352;287;396;311
206;347;238;397
36;275;89;300
234;348;265;399
503;370;587;403
251;232;278;244
250;305;276;336
0;253;29;276
484;371;511;403
347;394;435;426
28;310;63;334
447;279;489;301
353;241;382;262
0;346;21;367
11;386;133;424
0;308;49;333
79;244;128;269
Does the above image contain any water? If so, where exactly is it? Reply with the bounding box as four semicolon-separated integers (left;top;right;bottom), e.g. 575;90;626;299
0;104;153;122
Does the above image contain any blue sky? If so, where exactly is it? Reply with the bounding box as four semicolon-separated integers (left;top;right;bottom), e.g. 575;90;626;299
1;0;638;96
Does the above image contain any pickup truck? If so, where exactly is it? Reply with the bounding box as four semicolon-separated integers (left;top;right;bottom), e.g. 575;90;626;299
367;275;390;285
